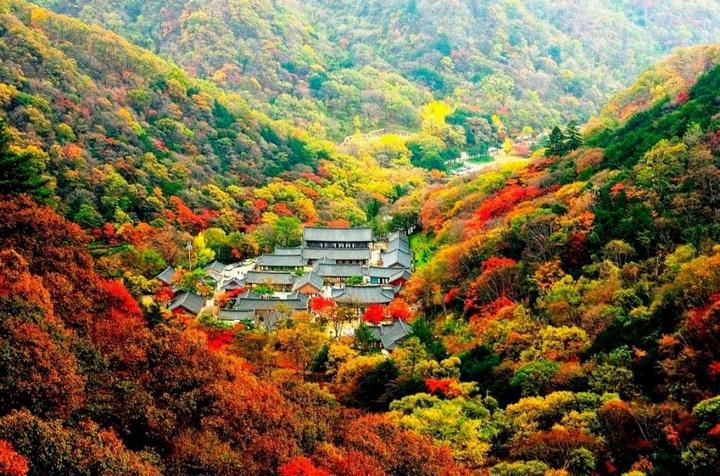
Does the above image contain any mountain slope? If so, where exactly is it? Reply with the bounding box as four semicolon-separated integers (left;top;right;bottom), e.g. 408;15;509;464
0;0;428;246
32;0;433;139
403;47;720;473
33;0;720;142
586;44;720;134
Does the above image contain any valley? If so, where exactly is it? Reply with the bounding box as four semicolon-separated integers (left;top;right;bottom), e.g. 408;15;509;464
1;1;720;475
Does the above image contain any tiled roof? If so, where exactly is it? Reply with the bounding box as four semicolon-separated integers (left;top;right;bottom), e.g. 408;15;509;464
273;247;304;255
304;227;372;243
204;260;227;274
303;247;370;261
230;291;308;311
218;309;255;321
389;268;412;282
168;291;206;315
156;265;176;285
292;272;324;291
220;293;308;326
221;278;245;291
363;266;398;279
388;235;410;254
314;263;364;278
381;249;412;269
330;285;395;304
368;320;412;350
388;231;409;243
315;256;337;264
242;271;295;286
256;253;307;267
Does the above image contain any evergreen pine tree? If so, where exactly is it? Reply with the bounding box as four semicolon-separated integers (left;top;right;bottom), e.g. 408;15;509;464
564;120;583;151
354;322;379;355
546;126;565;156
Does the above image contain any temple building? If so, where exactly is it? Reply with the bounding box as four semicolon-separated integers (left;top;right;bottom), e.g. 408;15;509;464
241;270;295;292
330;285;395;315
303;227;373;249
218;291;308;329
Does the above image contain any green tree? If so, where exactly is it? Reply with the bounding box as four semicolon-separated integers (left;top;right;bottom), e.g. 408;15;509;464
272;216;303;248
546;126;565;156
354;323;378;354
73;204;104;228
349;359;399;411
511;360;560;396
564;121;583;151
0;119;52;200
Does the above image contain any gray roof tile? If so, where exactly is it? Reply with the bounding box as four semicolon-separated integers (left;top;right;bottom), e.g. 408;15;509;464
230;291;308;311
304;227;372;243
156;266;176;285
168;291;206;315
242;271;295;286
314;263;364;278
256;254;307;267
204;261;227;274
292;272;324;291
368;320;412;350
382;249;412;268
303;248;370;261
273;247;304;255
330;285;395;304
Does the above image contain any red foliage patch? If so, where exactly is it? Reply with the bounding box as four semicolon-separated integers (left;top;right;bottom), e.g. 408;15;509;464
480;295;515;316
155;285;175;304
0;440;28;476
169;196;218;233
279;456;331;476
206;328;235;352
310;296;336;313
482;256;517;273
708;423;720;438
325;219;351;228
101;279;143;319
273;203;295;217
363;304;385;325
425;378;453;396
387;299;412;321
299;172;325;185
443;287;460;305
466;184;542;232
674;90;690;105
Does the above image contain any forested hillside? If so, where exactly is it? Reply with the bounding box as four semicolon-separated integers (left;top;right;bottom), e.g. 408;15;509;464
0;0;430;269
33;0;720;143
402;46;720;474
2;1;720;475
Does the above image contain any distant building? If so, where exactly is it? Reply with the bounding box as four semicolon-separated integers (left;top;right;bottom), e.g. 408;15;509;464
168;291;206;316
204;261;226;282
364;266;411;287
219;291;308;328
255;253;306;272
303;227;373;249
221;277;245;292
242;270;295;292
368;320;412;351
156;265;177;286
381;249;412;269
330;285;395;314
313;262;365;285
292;272;324;296
302;247;370;265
